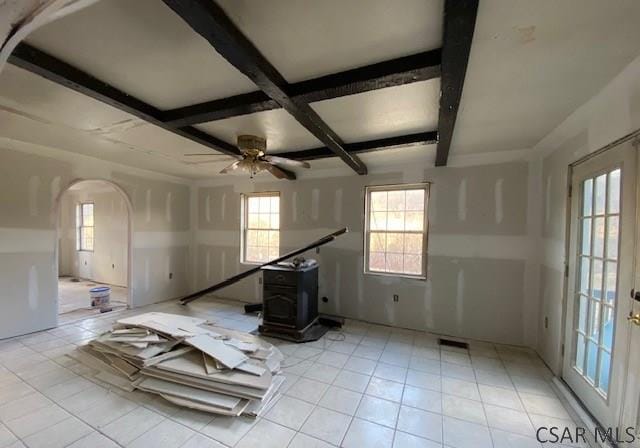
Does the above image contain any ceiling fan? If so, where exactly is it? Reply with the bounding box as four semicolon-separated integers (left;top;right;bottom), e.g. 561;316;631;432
185;135;310;179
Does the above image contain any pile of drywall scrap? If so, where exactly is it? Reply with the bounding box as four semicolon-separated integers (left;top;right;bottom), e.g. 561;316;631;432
69;312;284;417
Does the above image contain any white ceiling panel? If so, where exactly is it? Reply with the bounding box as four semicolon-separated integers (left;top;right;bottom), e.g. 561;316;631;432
0;109;208;178
0;65;133;131
26;0;257;110
195;108;322;154
453;0;640;154
217;0;442;83
311;79;439;143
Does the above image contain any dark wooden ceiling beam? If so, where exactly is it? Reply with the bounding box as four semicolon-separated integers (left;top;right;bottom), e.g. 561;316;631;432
435;0;478;167
9;43;241;157
161;0;367;175
279;131;438;161
162;49;441;128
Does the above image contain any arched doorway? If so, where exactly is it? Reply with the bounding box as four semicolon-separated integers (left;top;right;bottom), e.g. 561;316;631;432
55;179;133;322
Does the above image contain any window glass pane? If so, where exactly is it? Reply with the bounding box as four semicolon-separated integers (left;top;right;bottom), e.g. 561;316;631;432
369;233;385;252
601;306;614;351
248;213;259;228
588;300;600;340
259;196;271;213
248;197;260;213
403;254;422;275
604;262;617;306
246;230;258;246
257;214;270;229
257;230;269;246
370;212;387;231
582;179;593;216
598;350;611;393
371;192;387;211
268;231;279;248
594;174;606;215
268;247;279;260
387;212;404;231
385;233;404;253
405;190;425;211
270;196;279;213
586;340;598;382
579;257;590;295
387;191;405;211
606;216;619;260
270;214;279;230
592;260;603;300
76;204;82;227
575;333;586;372
386;253;403;272
577;295;588;332
608;169;620;214
404;234;423;255
82;204;94;226
405;212;424;231
369;252;385;272
581;218;591;255
593;217;604;258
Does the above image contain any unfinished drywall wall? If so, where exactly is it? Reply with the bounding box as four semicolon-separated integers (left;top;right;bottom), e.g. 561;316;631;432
193;160;532;345
58;186;128;286
534;53;640;373
0;141;192;338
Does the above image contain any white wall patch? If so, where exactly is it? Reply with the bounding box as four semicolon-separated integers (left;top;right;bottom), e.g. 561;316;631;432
458;179;467;221
28;176;40;217
495;178;504;224
28;265;39;310
311;189;320;221
145;189;152;223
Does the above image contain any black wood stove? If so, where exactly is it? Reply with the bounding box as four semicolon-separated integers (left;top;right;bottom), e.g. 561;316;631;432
258;260;326;342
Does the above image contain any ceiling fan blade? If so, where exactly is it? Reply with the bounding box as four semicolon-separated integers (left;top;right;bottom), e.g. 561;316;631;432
265;164;294;180
184;153;230;157
220;160;241;174
263;155;310;169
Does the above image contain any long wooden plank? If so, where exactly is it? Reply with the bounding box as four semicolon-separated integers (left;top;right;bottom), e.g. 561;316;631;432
181;227;347;304
162;50;441;127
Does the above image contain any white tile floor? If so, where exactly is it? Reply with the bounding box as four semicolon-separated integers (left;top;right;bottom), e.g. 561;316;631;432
0;297;588;448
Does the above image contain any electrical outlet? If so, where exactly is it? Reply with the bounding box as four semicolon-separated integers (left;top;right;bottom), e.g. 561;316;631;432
393;294;399;302
316;247;320;254
169;272;173;280
322;296;328;303
112;264;115;269
258;277;262;285
544;316;548;329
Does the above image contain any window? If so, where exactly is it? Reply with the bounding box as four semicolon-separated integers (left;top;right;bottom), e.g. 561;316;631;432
364;184;429;278
76;202;94;251
241;192;280;263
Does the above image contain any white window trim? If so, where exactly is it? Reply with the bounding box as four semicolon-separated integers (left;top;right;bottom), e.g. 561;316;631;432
240;191;280;265
77;201;94;252
363;182;430;280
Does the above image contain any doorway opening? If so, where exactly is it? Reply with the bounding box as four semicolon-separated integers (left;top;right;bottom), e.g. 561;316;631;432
56;179;133;324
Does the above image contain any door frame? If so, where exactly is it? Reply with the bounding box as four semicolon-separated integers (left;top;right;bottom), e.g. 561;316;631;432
53;178;135;322
558;129;640;428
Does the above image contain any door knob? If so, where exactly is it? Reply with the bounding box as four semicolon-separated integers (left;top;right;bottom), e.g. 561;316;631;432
628;312;640;326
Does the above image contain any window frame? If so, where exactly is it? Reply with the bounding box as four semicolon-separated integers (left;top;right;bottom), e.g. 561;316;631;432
240;191;280;265
76;201;95;252
363;182;430;280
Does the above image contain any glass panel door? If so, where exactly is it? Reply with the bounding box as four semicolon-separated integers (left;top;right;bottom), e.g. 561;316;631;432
563;139;636;430
573;169;621;396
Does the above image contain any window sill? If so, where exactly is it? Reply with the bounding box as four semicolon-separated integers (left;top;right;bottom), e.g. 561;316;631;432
364;271;427;281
